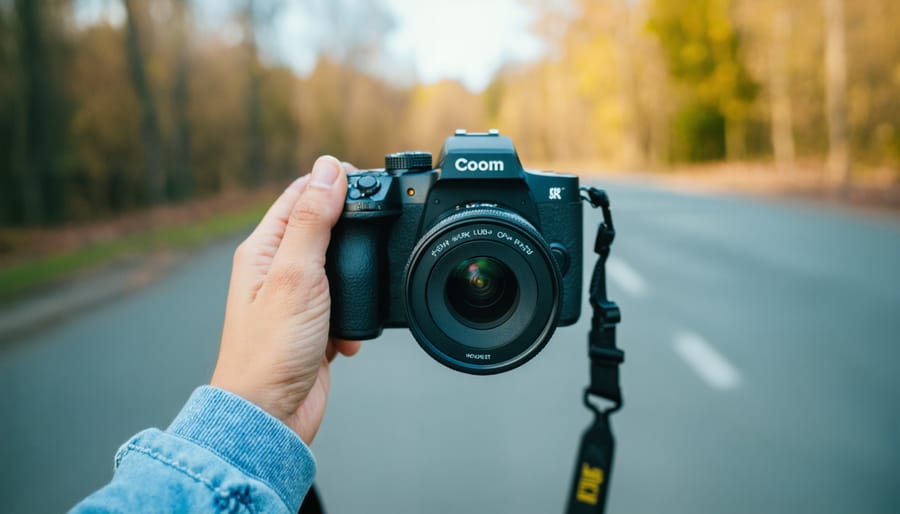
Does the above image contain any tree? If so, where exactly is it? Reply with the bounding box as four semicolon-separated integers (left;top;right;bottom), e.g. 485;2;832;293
67;23;142;216
406;80;485;151
648;0;757;161
123;0;165;204
171;0;193;199
0;6;18;224
823;0;850;189
303;0;395;161
241;0;265;187
14;0;62;225
769;0;795;172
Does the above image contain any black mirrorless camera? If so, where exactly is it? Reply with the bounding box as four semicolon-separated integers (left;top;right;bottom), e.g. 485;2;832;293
325;130;583;374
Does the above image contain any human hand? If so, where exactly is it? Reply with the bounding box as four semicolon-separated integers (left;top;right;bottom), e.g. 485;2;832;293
211;155;360;445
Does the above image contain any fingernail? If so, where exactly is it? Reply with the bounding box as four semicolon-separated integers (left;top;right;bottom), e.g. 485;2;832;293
310;156;341;190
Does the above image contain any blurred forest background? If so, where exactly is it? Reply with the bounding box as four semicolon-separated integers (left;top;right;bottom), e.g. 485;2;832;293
1;0;898;230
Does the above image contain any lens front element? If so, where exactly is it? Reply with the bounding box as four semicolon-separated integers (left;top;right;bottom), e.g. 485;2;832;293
446;257;519;326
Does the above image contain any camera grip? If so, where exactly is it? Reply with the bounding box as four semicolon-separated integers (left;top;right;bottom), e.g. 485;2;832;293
326;218;390;340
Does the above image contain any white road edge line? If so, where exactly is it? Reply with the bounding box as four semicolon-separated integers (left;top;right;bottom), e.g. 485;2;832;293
606;256;648;297
673;331;742;391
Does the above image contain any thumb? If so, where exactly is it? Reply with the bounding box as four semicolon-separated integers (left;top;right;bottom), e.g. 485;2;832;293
272;155;348;269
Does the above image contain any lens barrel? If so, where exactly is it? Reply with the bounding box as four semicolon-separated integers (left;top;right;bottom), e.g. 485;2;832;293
404;207;561;374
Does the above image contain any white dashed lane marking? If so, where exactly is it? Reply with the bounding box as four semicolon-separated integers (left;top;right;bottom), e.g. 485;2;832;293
673;331;742;390
606;256;648;297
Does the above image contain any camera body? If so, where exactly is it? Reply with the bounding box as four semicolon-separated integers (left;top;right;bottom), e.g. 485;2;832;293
326;130;583;374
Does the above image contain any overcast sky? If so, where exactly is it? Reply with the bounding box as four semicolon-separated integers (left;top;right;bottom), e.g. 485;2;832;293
75;0;548;92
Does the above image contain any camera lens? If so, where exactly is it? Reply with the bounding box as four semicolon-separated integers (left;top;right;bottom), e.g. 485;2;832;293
404;206;561;375
445;257;518;326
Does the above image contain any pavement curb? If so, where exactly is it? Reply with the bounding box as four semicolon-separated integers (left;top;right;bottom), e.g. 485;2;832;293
0;253;182;347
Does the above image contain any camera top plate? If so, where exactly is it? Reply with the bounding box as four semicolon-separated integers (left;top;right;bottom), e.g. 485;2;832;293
437;131;525;180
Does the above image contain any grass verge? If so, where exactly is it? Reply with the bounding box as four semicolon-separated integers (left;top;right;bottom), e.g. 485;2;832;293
0;201;269;303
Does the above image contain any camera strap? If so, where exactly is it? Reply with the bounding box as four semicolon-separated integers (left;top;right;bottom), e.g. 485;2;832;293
565;187;624;514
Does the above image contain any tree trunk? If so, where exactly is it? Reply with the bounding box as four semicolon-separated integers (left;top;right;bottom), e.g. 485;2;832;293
647;47;669;165
823;0;850;190
123;0;165;205
725;117;747;161
15;0;52;225
770;1;795;172
613;0;641;168
172;0;193;199
244;0;264;187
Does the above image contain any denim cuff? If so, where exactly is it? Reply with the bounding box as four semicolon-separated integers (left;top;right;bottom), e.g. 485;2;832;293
166;385;316;511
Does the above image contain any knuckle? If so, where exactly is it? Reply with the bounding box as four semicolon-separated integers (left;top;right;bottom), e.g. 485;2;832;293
266;264;331;316
233;241;250;265
268;265;307;290
287;199;325;229
268;263;326;294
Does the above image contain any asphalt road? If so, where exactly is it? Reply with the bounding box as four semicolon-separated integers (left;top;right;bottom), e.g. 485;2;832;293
1;181;898;513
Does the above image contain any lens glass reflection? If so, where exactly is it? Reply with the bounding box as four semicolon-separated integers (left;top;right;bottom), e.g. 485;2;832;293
445;257;518;325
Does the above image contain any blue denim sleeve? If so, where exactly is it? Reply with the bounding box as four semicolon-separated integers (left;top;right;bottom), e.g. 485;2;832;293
70;386;316;514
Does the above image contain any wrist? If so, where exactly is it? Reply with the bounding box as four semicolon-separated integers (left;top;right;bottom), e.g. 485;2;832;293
209;373;292;426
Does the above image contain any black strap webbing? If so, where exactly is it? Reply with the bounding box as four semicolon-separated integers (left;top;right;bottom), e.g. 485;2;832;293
565;187;624;514
298;484;324;514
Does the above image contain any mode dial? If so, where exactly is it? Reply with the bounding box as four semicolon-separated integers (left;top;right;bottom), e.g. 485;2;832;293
385;151;432;174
